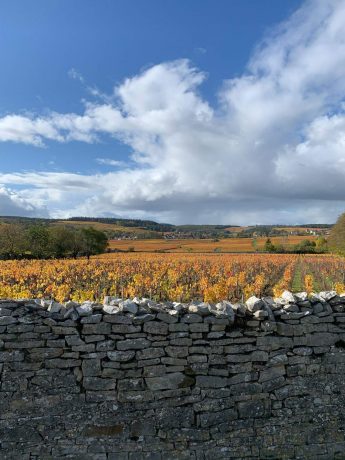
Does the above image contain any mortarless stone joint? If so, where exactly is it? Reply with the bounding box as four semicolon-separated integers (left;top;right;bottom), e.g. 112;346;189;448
0;290;345;459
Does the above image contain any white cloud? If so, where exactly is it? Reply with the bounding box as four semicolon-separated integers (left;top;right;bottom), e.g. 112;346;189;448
195;47;207;55
68;68;85;83
96;158;127;167
0;186;48;217
0;114;63;146
1;0;345;224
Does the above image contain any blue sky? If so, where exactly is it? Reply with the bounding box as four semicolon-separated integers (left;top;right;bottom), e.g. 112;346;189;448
0;0;301;173
1;0;345;224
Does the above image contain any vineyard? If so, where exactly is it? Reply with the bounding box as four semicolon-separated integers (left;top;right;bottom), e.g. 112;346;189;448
0;253;344;303
108;235;317;253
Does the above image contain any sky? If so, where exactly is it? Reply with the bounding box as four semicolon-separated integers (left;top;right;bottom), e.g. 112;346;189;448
1;0;345;225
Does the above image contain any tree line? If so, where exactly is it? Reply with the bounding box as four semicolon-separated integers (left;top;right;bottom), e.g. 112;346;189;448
262;212;345;255
0;224;108;260
263;237;328;254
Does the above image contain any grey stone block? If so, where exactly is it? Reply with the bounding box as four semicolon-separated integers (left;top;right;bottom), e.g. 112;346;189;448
117;338;151;350
146;372;194;390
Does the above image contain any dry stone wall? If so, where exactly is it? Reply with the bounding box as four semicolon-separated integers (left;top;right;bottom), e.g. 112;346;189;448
1;291;345;459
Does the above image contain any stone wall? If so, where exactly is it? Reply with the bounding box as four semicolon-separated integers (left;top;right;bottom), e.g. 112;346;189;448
1;291;345;459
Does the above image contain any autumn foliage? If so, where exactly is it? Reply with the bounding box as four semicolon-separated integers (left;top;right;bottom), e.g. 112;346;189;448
0;253;344;304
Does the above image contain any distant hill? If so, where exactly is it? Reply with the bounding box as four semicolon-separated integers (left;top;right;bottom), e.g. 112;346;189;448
0;216;167;239
0;216;334;240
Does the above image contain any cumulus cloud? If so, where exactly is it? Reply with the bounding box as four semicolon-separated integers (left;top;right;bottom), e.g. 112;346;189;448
1;0;345;223
0;114;64;146
0;186;48;217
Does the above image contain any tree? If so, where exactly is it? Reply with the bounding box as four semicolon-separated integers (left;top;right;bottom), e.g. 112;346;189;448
315;236;327;252
328;213;345;254
69;229;87;259
48;226;81;258
0;224;26;259
274;244;286;253
26;225;50;259
0;222;108;260
264;238;276;252
293;239;316;254
80;227;108;259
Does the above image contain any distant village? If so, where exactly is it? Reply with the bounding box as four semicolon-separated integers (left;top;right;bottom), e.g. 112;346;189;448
112;226;331;241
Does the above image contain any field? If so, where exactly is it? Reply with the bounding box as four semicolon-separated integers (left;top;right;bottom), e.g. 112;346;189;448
0;253;344;304
108;235;317;253
55;220;162;237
